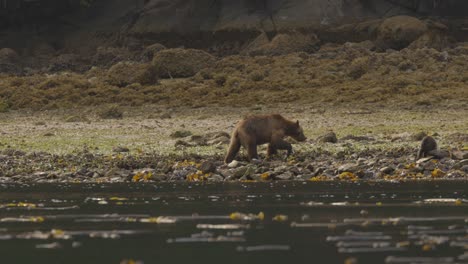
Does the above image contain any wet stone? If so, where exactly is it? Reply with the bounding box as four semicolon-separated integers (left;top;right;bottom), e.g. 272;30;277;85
416;156;433;164
170;130;192;138
340;135;375;141
317;132;338;143
323;169;335;177
200;161;217;174
338;163;360;173
422;161;436;171
276;172;294;180
451;150;468;160
313;167;325;176
232;166;256;179
427;149;451;159
443;171;463;180
380;166;395;175
227;160;239;168
113;146;130;153
207;174;224;182
454;159;468;169
460;165;468;174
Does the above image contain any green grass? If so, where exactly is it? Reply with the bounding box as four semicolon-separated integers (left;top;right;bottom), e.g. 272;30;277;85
0;106;466;156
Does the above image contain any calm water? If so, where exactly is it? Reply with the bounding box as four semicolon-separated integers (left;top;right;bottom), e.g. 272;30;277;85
0;181;467;264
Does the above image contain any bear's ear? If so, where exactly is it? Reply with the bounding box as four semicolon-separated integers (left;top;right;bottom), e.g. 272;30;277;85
296;120;299;127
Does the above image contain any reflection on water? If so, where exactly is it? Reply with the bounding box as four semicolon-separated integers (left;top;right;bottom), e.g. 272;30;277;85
0;181;467;264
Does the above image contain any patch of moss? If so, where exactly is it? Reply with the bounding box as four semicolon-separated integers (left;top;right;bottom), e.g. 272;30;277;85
98;105;123;119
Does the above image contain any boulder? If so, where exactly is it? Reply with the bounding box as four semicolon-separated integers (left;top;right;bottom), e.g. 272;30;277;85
0;48;19;63
0;48;21;74
107;62;158;87
152;48;215;78
141;43;167;62
375;16;427;51
409;21;454;50
242;31;319;56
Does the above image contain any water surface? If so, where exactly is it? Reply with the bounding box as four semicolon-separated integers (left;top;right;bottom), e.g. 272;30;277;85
0;181;467;264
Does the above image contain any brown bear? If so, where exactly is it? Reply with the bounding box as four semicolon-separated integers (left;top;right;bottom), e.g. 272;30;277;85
225;114;307;163
417;135;437;160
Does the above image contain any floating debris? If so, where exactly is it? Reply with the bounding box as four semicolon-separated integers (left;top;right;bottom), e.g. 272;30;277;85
291;222;346;228
385;256;454;263
0;216;44;223
344;230;384;236
339;247;406;253
344;216;467;225
109;197;129;201
272;214;288;222
167;236;245;243
120;259;144;264
236;245;291;252
326;235;392;242
36;242;62;249
300;201;325;206
331;202;351;206
0;202;39;209
229;212;264;221
140;216;177;224
336;241;392;248
196;224;250;230
408;228;467;236
419;198;467;204
0;234;13;240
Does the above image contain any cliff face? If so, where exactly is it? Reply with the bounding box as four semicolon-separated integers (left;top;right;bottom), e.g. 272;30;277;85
0;0;467;54
129;0;467;33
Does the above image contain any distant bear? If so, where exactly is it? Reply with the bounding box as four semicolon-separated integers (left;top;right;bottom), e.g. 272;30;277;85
417;135;437;160
224;114;307;163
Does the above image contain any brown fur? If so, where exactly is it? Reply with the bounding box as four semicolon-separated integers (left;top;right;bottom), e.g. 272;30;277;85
417;135;437;160
224;114;307;163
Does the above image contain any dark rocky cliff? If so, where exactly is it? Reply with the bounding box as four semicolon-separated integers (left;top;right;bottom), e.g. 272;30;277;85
0;0;467;55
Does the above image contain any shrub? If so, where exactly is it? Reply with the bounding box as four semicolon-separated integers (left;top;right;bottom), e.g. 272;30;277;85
99;105;123;119
107;62;158;87
152;48;215;78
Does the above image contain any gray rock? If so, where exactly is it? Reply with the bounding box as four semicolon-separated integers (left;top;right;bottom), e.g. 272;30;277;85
454;159;468;170
313;167;325;176
363;170;375;179
422;161;436;171
207;174;224;182
451;151;468;160
446;170;466;178
232;166;256;179
276;172;294;180
416;156;433;164
427;149;451;159
172;169;192;180
461;165;468;174
338;163;359;173
317;132;338;143
274;165;289;175
379;166;395;174
200;161;217;174
340;135;375;141
228;160;239;168
170;130;192;138
174;140;191;147
296;174;313;181
159;113;172;119
113;146;130;153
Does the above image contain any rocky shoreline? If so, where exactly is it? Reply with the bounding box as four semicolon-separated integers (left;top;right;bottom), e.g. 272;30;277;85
1;133;466;183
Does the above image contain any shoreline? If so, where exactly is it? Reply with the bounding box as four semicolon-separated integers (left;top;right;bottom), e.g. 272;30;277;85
0;106;466;183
